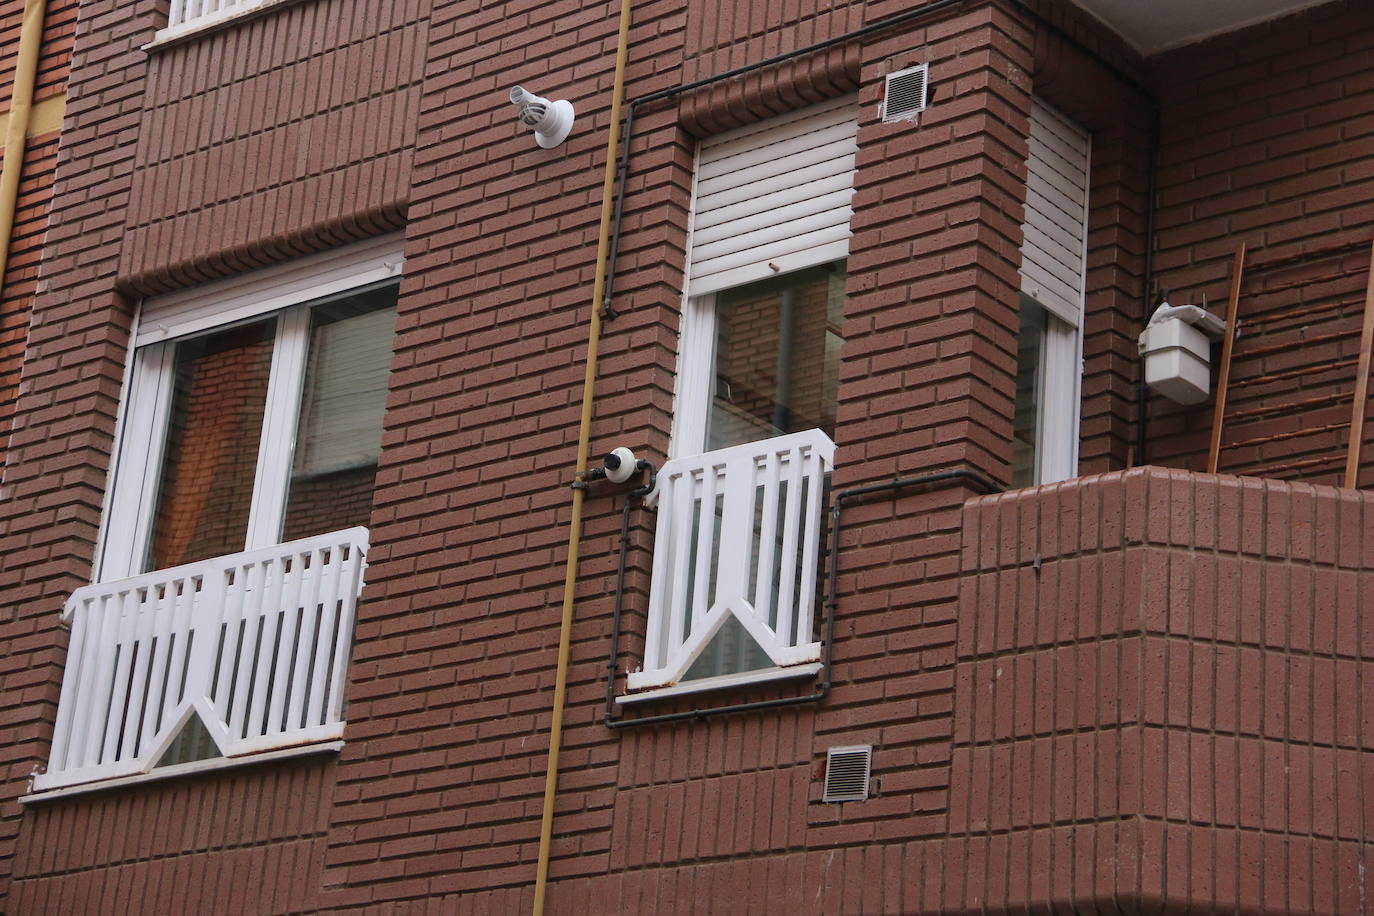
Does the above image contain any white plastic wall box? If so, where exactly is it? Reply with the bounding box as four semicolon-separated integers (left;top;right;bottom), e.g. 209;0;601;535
1139;317;1212;405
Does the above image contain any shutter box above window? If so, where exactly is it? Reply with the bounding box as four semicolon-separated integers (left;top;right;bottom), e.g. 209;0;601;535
688;96;859;298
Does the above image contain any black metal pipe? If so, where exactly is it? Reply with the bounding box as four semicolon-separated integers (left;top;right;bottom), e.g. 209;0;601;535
1135;101;1161;466
834;468;1002;503
600;101;636;319
604;466;1001;729
602;487;638;716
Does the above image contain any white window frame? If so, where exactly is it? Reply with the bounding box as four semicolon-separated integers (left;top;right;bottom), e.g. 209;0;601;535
1018;296;1084;486
670;289;717;458
94;235;404;583
1018;99;1091;486
630;100;859;700
671;96;858;459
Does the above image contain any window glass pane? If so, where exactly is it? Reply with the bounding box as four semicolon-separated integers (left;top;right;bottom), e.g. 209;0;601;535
707;262;845;451
1013;295;1047;488
148;318;277;572
280;285;398;542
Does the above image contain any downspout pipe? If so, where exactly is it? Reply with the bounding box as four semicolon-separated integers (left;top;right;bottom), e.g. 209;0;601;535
0;0;49;292
530;0;634;911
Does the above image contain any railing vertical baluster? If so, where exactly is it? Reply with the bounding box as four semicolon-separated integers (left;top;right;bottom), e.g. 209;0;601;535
286;548;326;731
245;555;287;740
689;462;718;631
48;598;92;772
642;478;676;673
665;472;696;668
137;580;176;755
325;538;368;723
795;444;826;647
267;544;308;737
98;588;140;765
166;574;198;712
753;449;782;632
715;442;758;615
211;559;250;724
227;560;268;743
71;593;121;769
117;587;158;762
68;594;107;769
305;540;348;728
774;444;805;648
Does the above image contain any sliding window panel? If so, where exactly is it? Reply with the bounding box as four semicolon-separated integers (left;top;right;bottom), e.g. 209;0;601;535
280;286;399;542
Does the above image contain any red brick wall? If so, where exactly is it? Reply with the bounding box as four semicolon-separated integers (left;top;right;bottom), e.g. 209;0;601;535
1144;1;1374;483
0;0;77;448
0;0;75;107
0;130;59;446
4;0;1374;912
118;0;427;291
957;467;1374;911
8;757;337;913
0;0;423;908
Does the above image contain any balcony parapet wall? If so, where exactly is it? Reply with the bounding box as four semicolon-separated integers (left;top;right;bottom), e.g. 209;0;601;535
953;466;1374;912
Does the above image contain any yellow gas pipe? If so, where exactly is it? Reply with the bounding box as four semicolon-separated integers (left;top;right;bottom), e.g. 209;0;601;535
0;0;49;288
531;0;633;911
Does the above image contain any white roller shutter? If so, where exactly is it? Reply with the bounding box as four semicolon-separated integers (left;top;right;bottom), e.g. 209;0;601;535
687;96;858;297
1020;100;1090;326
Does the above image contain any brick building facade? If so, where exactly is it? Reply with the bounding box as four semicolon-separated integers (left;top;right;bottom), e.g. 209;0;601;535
0;0;73;451
1;0;1373;912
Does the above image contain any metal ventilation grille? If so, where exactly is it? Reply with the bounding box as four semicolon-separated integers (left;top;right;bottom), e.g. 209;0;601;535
822;745;872;802
882;64;929;122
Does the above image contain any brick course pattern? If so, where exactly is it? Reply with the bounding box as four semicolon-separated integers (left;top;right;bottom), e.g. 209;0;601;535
956;467;1374;911
0;0;422;908
2;0;1374;912
0;0;77;448
1145;2;1374;484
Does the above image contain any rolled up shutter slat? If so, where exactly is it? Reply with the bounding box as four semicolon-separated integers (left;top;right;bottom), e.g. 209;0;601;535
1020;100;1090;327
688;97;858;297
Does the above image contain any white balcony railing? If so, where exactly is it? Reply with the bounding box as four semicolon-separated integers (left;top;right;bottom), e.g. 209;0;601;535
37;527;368;791
160;0;266;41
628;429;833;691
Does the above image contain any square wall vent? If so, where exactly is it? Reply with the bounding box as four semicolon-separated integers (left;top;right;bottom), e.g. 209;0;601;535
822;745;872;802
882;63;928;122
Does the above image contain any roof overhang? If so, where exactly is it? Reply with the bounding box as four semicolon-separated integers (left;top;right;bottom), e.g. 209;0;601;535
1066;0;1337;55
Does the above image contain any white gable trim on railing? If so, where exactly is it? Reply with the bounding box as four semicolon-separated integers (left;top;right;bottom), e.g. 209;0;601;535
628;429;833;692
687;97;858;298
38;527;367;792
1020;100;1090;327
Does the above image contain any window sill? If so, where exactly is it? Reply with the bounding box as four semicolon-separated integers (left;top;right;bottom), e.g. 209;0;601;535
19;740;342;805
616;662;823;706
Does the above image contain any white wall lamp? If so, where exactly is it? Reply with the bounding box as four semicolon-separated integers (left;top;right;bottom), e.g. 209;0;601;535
1138;299;1229;405
509;86;575;149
